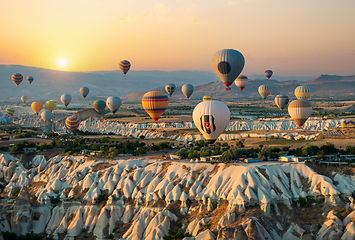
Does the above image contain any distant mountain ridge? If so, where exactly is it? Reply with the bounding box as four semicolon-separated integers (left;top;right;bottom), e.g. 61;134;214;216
0;65;354;103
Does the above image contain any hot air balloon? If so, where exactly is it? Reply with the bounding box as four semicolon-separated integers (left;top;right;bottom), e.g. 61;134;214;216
31;101;43;115
0;118;6;123
235;75;248;92
21;96;28;104
288;100;312;128
275;94;289;111
211;49;245;90
80;87;90;99
50;100;58;107
165;83;176;97
65;116;80;131
203;96;212;101
93;100;106;114
27;76;34;84
106;96;122;114
119;60;131;76
6;108;15;117
265;70;273;79
142;91;169;122
192;100;230;144
60;94;72;107
258;85;271;99
294;86;311;100
45;100;56;112
182;84;194;99
12;73;23;87
41;111;53;122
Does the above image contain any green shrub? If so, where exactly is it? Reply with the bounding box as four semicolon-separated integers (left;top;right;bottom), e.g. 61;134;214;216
13;188;20;198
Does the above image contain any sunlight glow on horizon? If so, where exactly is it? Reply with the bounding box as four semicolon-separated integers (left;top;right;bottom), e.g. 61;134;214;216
58;59;67;67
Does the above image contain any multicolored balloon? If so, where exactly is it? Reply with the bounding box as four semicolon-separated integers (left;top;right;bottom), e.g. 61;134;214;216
93;100;106;114
203;96;212;101
60;94;72;107
27;76;34;84
6;108;15;117
142;91;169;122
65;116;80;131
182;84;194;99
165;83;176;97
21;96;28;104
106;96;122;114
294;86;311;100
31;101;43;115
211;49;245;90
235;75;248;92
45;100;56;112
258;85;271;99
80;87;90;99
275;94;289;111
41;111;53;122
119;60;131;76
193;100;230;144
265;70;273;79
12;73;23;87
288;100;312;128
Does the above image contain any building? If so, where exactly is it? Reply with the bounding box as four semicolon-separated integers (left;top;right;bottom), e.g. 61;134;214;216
200;155;222;162
279;155;299;162
243;158;260;163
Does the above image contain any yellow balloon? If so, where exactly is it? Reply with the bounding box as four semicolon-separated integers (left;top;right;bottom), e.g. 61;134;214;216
50;100;58;107
45;100;56;112
31;101;43;115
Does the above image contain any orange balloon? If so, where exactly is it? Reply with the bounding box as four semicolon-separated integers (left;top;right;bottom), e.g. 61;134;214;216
31;101;43;115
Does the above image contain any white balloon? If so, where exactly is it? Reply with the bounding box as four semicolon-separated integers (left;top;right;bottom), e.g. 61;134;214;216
106;96;122;114
41;110;53;122
60;94;72;107
193;100;230;143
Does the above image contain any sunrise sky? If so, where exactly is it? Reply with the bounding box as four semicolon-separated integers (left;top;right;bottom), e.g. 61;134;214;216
0;0;354;76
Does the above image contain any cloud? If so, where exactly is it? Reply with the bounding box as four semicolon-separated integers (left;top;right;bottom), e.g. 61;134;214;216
154;2;167;16
228;1;238;6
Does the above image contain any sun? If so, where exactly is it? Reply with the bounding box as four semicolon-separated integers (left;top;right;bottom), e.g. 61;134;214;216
58;59;67;67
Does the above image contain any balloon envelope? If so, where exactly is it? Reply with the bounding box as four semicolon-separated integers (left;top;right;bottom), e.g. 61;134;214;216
80;87;90;98
275;94;289;111
211;49;245;90
265;70;273;79
93;100;106;114
45;101;56;112
21;96;28;104
6;108;15;117
182;84;194;99
165;83;176;96
203;96;212;101
142;91;169;122
258;85;271;99
12;73;23;87
50;100;58;107
31;101;43;115
193;100;230;143
27;76;34;84
65;116;80;131
41;110;53;122
294;86;311;100
235;75;248;92
288;100;312;127
106;96;122;114
119;60;131;75
60;94;72;107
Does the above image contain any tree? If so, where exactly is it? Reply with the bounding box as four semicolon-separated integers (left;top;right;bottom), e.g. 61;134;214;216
188;150;199;159
220;151;232;162
258;146;270;161
176;148;189;159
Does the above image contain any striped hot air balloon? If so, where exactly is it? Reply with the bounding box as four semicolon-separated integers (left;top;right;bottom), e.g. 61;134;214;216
12;73;23;87
258;85;271;99
265;70;273;79
275;94;289;111
203;96;212;101
65;116;80;131
288;100;312;128
27;76;34;84
294;86;311;100
6;108;15;117
235;75;248;92
165;83;176;97
142;91;169;122
211;49;245;90
119;60;131;76
93;100;106;114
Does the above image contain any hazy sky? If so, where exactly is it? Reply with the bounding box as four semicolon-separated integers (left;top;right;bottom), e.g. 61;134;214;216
0;0;354;76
